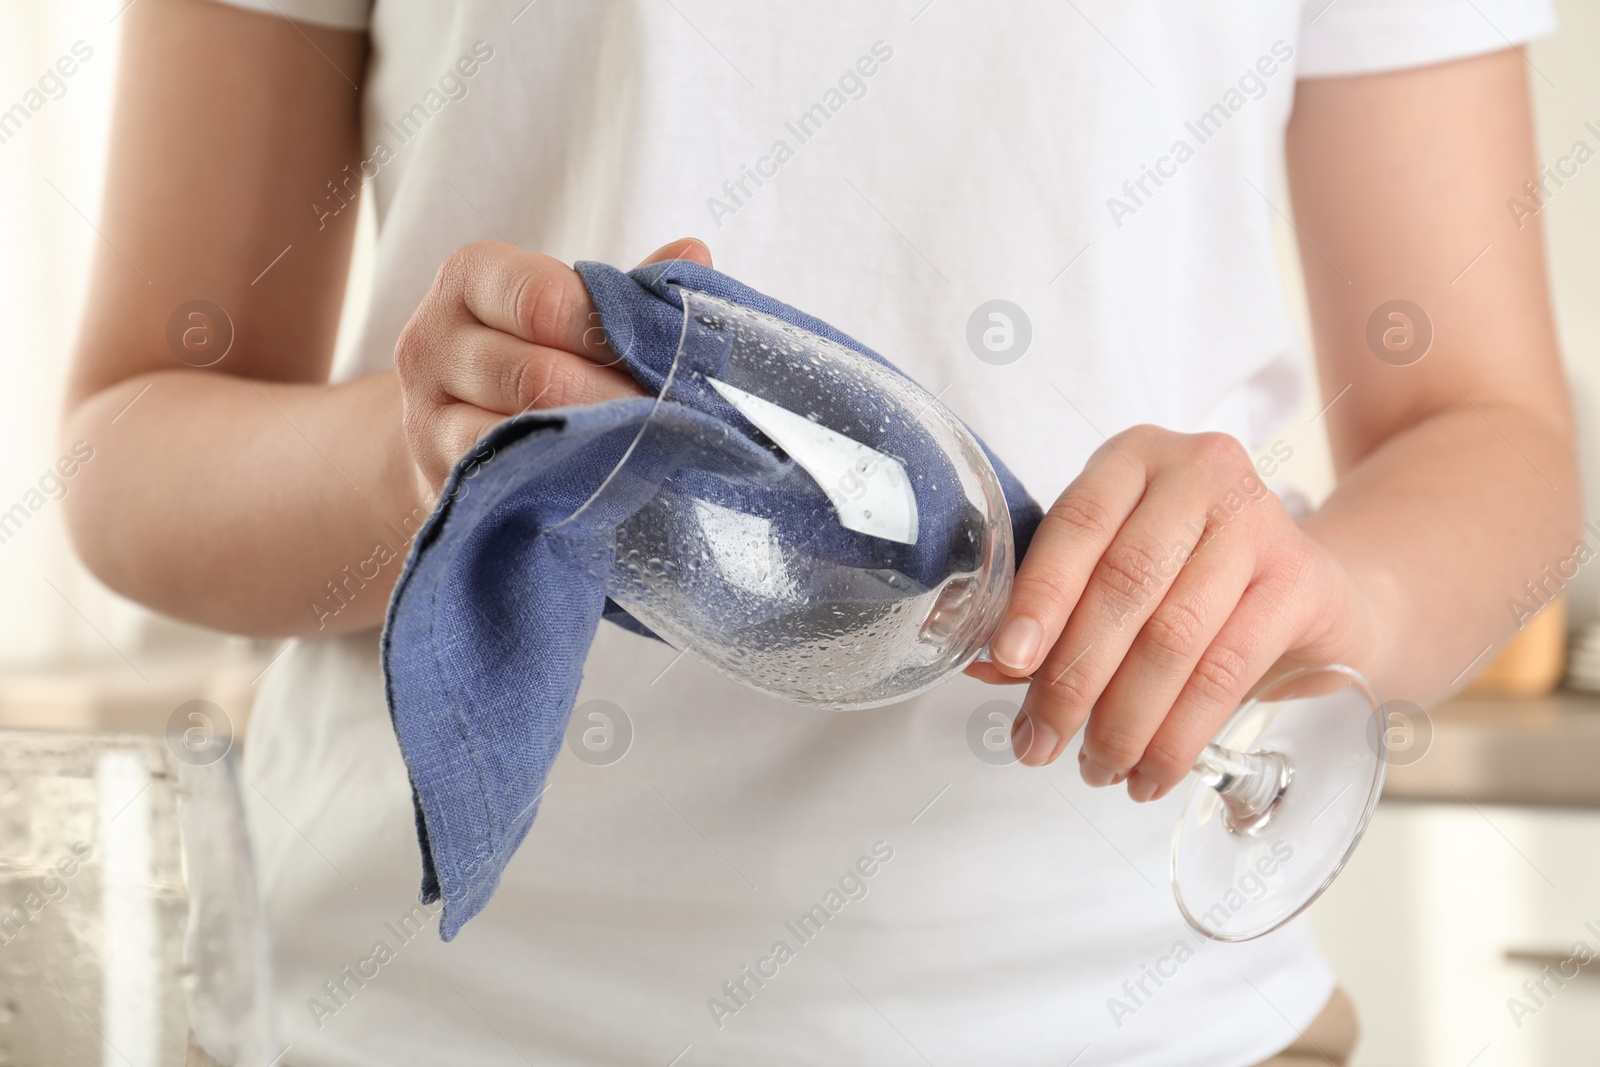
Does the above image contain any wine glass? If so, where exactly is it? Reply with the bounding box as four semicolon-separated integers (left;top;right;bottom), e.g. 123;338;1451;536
551;284;1386;941
550;286;1015;708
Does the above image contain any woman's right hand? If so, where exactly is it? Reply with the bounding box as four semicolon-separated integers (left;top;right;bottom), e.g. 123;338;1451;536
395;237;713;497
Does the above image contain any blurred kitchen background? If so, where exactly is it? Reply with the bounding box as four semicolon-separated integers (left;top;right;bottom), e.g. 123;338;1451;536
3;2;1599;1065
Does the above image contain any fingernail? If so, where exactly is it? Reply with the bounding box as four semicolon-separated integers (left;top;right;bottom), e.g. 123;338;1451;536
1015;713;1060;766
1080;758;1116;787
1126;770;1159;803
991;616;1042;671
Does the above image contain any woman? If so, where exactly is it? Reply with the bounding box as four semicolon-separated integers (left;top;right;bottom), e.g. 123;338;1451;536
63;0;1576;1063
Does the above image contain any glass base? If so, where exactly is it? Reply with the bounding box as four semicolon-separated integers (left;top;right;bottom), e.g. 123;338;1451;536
1171;666;1386;941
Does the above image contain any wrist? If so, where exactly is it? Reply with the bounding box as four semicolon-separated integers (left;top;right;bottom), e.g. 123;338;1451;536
1301;518;1409;696
366;369;435;532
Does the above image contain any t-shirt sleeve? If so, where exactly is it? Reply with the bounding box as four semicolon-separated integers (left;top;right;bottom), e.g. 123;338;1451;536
206;0;371;31
1297;0;1557;77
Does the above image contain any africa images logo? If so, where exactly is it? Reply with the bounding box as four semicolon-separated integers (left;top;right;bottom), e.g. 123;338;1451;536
705;41;894;228
1105;41;1293;229
705;841;895;1030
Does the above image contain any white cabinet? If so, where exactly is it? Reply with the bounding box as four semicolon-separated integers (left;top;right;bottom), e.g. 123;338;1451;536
1311;802;1600;1066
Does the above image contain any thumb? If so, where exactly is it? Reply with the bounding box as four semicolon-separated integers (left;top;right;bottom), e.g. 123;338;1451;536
637;237;713;268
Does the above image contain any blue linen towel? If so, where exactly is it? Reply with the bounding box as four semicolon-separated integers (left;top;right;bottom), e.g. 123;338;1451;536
382;260;1044;939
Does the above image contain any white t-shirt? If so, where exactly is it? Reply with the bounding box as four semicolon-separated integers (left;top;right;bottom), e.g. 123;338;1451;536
225;2;1555;1064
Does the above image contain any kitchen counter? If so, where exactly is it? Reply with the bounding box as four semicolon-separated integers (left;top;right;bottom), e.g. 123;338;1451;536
0;646;273;738
1384;689;1600;808
3;652;1598;807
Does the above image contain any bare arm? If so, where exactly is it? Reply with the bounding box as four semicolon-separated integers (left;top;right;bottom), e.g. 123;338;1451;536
61;0;398;637
62;0;697;637
1287;47;1577;703
981;49;1579;798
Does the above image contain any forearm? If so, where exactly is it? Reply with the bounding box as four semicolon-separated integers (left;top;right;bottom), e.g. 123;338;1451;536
63;369;426;637
1302;399;1579;705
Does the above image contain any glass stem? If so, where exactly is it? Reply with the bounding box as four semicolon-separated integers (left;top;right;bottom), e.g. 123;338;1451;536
1194;743;1293;833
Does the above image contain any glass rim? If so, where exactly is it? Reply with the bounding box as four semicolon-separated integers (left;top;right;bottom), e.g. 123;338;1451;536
546;284;701;534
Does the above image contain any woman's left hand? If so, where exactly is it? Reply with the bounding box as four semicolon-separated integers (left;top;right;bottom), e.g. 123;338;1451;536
969;425;1375;802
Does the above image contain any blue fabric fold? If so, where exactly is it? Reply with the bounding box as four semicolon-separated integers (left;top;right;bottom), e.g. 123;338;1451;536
382;260;1044;939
